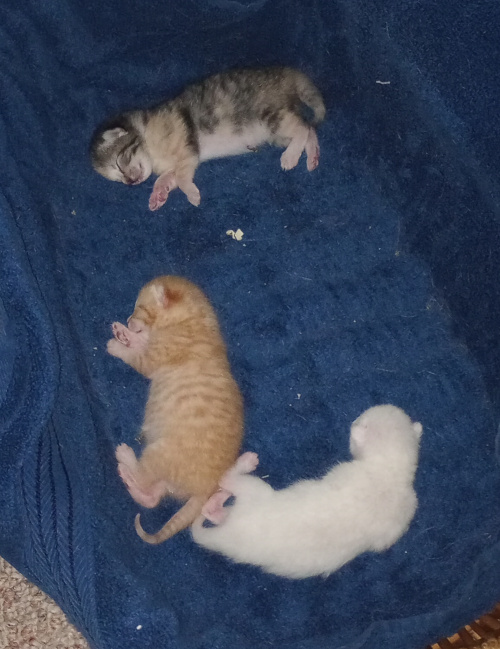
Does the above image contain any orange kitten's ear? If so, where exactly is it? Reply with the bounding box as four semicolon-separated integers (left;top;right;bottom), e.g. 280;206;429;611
151;282;182;309
151;284;169;309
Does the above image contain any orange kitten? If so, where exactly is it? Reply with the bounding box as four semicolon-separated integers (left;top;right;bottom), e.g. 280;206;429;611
107;276;244;544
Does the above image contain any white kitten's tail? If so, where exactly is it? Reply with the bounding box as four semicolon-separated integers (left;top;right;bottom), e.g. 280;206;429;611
295;72;326;126
135;495;206;544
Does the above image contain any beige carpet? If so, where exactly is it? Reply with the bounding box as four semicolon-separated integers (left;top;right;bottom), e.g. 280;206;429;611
0;556;89;649
1;555;499;649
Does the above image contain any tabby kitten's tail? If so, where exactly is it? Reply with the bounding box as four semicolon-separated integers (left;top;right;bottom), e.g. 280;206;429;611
295;71;326;125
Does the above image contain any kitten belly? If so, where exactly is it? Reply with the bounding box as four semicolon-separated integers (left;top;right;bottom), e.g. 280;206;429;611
198;123;270;162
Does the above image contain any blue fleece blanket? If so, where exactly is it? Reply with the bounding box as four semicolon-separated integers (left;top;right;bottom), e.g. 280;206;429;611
1;1;499;648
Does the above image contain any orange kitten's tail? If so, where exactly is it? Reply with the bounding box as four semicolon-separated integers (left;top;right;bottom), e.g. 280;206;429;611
135;495;206;544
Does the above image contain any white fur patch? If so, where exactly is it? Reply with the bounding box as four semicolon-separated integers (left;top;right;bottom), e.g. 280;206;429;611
192;405;422;579
198;123;270;162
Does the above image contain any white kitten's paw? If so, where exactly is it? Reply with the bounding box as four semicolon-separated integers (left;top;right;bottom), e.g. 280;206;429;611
236;451;259;474
107;338;124;357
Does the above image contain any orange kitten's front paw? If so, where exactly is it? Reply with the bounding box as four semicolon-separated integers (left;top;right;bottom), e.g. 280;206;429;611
107;338;124;357
112;321;132;346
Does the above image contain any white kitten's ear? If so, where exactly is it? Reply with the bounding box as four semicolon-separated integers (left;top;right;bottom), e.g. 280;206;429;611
413;422;423;438
351;421;368;450
101;127;127;146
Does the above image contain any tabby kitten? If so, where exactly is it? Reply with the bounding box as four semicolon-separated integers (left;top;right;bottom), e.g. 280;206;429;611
90;66;325;210
107;276;244;544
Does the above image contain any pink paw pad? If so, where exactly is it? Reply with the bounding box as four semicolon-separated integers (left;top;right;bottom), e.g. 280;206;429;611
112;322;131;346
149;192;168;211
307;148;320;171
202;489;232;524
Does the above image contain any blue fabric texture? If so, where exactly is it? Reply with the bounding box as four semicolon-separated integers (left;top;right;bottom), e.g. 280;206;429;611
0;1;499;648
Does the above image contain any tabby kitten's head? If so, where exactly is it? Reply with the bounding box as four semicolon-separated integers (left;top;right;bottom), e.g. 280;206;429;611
90;117;153;186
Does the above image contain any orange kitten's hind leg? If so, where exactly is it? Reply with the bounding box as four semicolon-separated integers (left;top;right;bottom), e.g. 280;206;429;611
201;452;259;524
115;444;166;509
201;489;233;524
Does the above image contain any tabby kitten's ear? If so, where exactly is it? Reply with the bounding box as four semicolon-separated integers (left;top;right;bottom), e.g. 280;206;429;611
101;127;127;146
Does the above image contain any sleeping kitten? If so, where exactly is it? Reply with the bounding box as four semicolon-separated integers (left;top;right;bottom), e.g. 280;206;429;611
90;66;325;210
192;405;422;578
107;276;244;544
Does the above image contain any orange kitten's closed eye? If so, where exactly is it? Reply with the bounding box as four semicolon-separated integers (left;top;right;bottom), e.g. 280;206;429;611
107;276;244;544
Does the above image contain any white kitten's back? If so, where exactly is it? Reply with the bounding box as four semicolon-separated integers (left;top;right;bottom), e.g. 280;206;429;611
192;405;422;578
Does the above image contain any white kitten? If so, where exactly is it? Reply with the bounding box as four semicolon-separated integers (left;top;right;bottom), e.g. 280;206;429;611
192;405;422;579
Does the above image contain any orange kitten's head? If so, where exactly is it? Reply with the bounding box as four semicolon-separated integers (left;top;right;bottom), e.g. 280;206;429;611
128;276;214;332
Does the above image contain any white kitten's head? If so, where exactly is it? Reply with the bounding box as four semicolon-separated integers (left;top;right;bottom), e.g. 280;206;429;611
349;405;422;462
90;118;153;185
